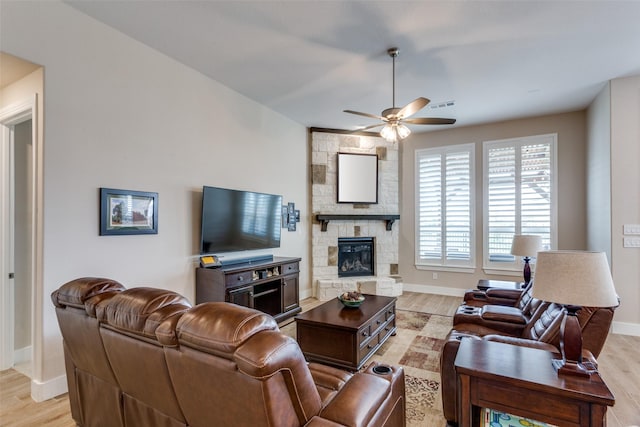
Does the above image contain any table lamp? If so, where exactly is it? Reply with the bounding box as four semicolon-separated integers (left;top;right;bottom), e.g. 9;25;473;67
532;250;618;377
510;235;543;286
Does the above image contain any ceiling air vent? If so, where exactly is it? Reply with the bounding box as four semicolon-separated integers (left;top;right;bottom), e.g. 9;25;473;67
429;100;455;109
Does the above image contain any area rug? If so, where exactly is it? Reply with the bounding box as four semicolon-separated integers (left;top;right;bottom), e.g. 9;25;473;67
279;309;452;427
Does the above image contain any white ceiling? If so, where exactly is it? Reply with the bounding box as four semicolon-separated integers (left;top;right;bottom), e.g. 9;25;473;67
65;0;640;133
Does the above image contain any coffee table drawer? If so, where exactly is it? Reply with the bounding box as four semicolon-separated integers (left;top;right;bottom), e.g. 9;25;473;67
358;317;396;363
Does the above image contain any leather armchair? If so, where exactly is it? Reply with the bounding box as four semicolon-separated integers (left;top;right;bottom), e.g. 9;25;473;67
440;302;616;425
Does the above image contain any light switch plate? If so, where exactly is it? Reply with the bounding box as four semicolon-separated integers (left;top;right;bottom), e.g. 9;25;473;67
623;224;640;235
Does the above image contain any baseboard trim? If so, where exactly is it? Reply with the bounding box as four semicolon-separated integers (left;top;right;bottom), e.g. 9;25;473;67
402;282;466;297
31;374;67;402
612;321;640;337
403;282;640;337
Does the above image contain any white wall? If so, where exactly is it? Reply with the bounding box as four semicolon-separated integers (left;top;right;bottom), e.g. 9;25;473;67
610;75;640;331
1;1;308;397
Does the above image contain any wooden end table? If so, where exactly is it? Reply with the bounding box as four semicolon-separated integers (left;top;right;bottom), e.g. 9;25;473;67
294;294;396;371
455;339;615;427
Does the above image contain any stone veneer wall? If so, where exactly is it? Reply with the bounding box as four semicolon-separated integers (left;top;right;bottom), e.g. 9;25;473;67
311;131;400;298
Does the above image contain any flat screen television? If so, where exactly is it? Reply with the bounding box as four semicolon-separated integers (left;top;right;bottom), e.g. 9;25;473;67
200;186;283;254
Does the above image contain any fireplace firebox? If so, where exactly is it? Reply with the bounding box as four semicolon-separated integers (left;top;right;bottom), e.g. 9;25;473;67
337;237;375;277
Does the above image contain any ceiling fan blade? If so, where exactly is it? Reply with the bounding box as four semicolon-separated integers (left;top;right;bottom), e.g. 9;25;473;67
343;110;386;121
403;117;456;125
358;123;386;131
397;97;430;119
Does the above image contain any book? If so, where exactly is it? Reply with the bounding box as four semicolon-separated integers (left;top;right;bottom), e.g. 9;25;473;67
483;408;557;427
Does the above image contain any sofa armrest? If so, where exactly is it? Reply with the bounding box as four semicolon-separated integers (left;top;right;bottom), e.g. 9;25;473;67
484;288;524;300
481;305;527;324
308;362;353;406
319;371;392;427
483;334;559;352
463;288;523;307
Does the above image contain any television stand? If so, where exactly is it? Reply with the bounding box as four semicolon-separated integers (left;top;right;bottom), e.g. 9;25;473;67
195;256;301;322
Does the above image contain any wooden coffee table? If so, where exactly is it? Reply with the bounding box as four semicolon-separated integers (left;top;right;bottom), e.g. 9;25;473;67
295;294;396;371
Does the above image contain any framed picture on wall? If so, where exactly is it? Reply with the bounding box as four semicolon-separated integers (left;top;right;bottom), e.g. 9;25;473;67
99;188;158;235
337;153;378;204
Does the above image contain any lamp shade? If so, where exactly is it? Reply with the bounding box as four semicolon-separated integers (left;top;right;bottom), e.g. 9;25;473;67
510;235;543;257
532;251;618;308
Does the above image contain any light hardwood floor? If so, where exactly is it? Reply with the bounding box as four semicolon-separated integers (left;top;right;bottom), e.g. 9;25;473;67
1;292;638;426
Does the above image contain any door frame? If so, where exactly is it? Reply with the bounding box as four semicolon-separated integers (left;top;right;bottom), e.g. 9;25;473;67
0;95;38;373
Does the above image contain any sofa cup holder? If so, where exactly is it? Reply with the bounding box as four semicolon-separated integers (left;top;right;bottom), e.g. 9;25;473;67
372;364;392;375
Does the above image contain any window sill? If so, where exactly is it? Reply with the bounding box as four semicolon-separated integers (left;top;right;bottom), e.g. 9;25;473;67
416;265;475;274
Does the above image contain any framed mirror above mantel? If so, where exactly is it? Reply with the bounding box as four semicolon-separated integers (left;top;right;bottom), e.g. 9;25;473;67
337;153;378;204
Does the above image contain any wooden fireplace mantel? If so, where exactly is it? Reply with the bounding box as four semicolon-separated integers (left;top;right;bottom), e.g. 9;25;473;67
315;214;400;232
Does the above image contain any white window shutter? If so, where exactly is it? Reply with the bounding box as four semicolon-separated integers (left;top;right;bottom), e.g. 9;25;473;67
484;134;556;270
416;144;474;268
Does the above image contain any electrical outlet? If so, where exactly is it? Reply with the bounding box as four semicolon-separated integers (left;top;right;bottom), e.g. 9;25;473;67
432;272;438;280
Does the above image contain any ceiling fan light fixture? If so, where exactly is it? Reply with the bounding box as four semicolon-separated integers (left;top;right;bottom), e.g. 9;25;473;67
380;122;411;142
343;47;455;135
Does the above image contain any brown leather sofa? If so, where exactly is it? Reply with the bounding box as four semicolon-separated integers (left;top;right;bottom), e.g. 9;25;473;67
52;278;406;427
440;300;616;426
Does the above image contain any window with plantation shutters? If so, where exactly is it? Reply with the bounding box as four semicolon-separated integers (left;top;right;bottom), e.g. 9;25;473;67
415;144;475;269
483;134;557;271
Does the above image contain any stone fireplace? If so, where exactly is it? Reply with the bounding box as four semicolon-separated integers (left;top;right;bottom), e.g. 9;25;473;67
310;131;402;300
338;237;375;277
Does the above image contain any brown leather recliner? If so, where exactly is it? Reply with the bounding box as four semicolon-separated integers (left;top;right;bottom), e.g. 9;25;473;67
51;277;127;427
52;279;406;427
440;302;616;425
158;302;406;427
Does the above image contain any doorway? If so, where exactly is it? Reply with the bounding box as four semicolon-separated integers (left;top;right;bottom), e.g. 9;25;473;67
0;98;36;377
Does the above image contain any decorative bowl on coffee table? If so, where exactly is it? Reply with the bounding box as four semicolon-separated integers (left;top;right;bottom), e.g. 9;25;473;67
338;294;365;308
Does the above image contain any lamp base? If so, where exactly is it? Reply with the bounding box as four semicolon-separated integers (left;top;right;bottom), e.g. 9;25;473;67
551;358;593;378
522;257;531;285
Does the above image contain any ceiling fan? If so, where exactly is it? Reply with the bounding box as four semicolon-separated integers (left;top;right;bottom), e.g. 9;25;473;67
344;47;456;142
